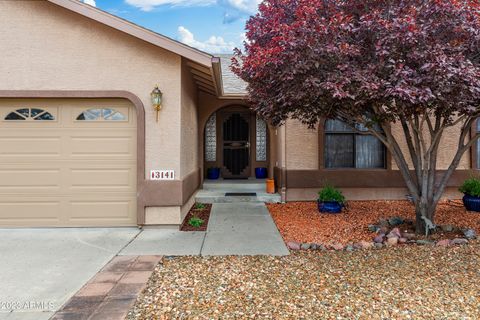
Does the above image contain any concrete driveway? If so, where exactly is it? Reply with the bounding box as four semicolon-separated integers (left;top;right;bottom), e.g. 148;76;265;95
0;228;140;320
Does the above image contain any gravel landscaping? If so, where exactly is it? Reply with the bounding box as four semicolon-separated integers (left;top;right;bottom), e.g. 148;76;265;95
267;200;480;245
127;242;480;319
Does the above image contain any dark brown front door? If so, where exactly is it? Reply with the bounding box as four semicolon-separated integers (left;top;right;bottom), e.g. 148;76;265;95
221;110;251;179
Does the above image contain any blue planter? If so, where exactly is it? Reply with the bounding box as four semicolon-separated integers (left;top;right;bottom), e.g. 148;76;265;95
255;167;268;179
462;194;480;212
207;168;220;180
317;200;343;214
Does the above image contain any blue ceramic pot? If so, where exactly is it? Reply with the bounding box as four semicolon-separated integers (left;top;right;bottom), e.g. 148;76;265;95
207;168;220;180
462;194;480;212
317;200;343;214
255;167;268;179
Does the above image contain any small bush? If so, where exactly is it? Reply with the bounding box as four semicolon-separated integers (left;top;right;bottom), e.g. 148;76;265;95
188;216;204;228
459;177;480;197
194;203;206;210
318;185;345;204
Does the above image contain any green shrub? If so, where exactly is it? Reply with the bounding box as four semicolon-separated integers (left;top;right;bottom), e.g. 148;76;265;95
459;177;480;197
188;216;204;228
194;203;206;210
318;185;345;204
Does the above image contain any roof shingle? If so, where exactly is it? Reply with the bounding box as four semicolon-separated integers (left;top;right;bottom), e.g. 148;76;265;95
217;54;247;95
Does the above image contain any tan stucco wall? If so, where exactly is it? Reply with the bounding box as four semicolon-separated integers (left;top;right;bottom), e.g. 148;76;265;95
285;119;319;170
284;119;471;171
144;192;196;225
0;0;182;177
180;58;199;178
283;119;470;202
391;122;470;170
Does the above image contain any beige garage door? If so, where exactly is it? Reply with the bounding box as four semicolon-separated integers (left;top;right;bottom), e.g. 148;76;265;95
0;99;137;227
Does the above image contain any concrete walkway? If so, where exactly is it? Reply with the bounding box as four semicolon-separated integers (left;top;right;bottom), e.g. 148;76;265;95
120;202;289;256
201;202;289;256
120;229;206;256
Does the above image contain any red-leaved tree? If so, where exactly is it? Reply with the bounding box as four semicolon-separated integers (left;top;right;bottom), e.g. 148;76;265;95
233;0;480;233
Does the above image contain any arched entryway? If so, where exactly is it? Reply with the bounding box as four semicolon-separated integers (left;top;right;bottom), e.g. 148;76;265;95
204;105;270;179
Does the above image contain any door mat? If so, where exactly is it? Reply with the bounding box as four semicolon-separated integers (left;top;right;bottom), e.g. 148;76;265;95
225;193;257;196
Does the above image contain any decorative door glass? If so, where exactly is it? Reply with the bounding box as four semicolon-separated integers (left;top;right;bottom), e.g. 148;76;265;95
205;113;217;162
256;116;267;161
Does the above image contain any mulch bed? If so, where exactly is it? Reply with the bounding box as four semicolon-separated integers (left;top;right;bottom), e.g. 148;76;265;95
127;243;480;319
267;200;480;245
180;204;212;232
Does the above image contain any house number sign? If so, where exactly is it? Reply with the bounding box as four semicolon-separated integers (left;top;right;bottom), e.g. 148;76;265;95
150;170;175;181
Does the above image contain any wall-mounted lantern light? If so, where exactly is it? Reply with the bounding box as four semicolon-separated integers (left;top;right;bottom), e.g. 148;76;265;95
151;85;163;122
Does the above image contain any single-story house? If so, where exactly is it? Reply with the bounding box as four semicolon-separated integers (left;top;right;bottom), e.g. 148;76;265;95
0;0;470;227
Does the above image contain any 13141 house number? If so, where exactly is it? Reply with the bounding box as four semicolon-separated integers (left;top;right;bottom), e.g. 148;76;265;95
150;170;175;181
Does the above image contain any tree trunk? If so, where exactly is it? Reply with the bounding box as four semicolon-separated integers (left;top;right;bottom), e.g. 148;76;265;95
363;113;479;236
414;198;437;235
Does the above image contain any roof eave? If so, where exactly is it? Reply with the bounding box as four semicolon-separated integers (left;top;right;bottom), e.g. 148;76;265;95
211;57;225;96
46;0;246;100
218;94;247;100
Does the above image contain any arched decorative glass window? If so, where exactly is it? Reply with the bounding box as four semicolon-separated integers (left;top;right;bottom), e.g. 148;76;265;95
4;108;55;121
76;108;126;121
324;119;385;169
205;113;217;162
256;116;267;161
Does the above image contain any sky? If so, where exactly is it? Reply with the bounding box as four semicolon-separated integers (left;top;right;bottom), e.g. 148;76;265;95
81;0;260;54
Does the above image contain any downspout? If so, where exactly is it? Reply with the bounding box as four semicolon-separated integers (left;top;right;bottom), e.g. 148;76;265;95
281;123;288;203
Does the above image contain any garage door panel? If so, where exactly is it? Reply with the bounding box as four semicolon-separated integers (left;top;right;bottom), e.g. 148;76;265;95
68;198;136;224
0;136;62;158
0;168;61;191
0;198;62;225
0;99;137;227
0;196;136;226
0;164;136;194
69;135;135;159
70;167;135;191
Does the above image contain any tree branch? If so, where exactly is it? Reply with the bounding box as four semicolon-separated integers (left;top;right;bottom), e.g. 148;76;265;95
383;126;420;199
400;115;421;181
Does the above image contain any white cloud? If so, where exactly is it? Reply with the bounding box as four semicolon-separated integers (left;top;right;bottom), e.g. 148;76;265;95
124;0;261;17
220;0;261;22
125;0;215;11
218;0;261;15
82;0;97;6
177;26;236;54
240;32;247;42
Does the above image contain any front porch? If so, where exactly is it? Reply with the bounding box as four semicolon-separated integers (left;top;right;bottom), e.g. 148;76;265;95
196;179;281;204
198;100;280;181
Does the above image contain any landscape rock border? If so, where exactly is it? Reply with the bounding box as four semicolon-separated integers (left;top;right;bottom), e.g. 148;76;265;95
287;237;472;252
286;215;477;252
